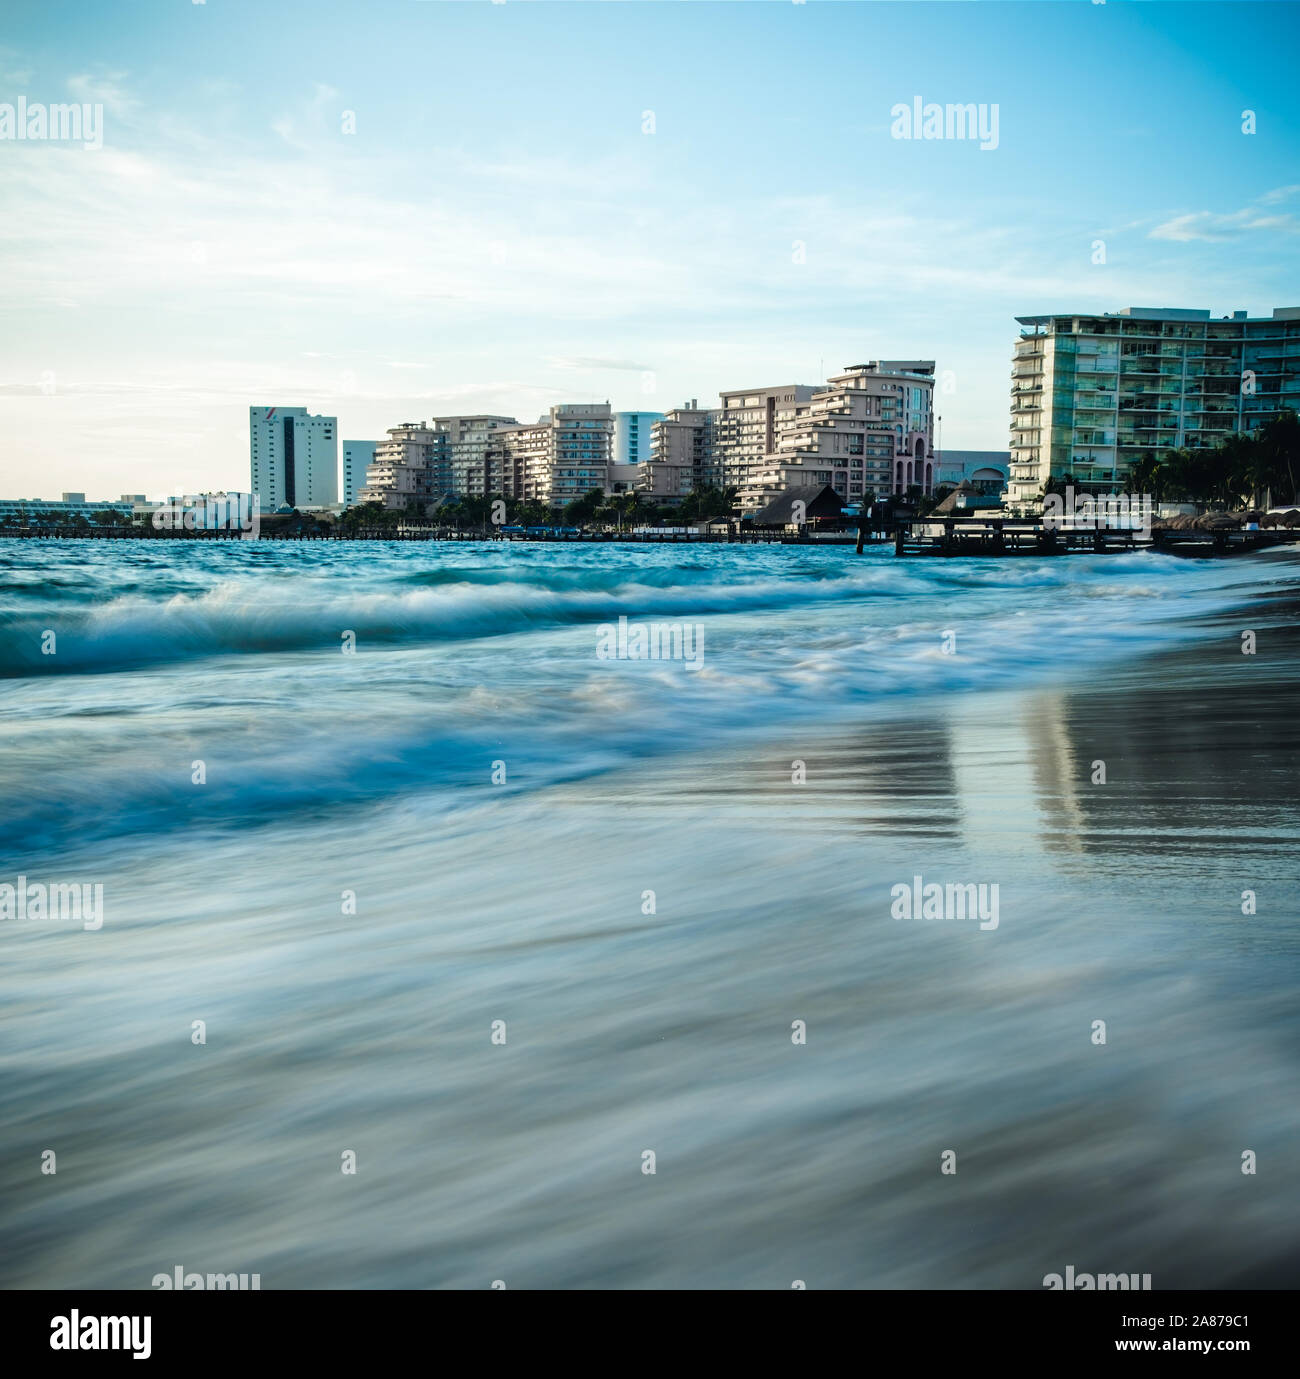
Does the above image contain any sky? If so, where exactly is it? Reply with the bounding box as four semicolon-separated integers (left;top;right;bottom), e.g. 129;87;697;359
1;0;1298;499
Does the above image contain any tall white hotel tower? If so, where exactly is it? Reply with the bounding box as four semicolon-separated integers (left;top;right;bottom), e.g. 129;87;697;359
249;407;338;513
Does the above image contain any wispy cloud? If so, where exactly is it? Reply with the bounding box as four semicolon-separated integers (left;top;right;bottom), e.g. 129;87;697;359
66;70;138;119
1150;197;1299;242
546;356;654;373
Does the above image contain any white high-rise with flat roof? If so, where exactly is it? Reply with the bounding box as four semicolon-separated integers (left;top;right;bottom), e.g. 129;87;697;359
249;407;338;512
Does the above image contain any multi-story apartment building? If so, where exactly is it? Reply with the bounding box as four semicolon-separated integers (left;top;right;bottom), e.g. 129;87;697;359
612;411;664;466
249;406;338;512
642;401;719;502
728;362;937;511
482;403;613;507
357;422;446;511
353;416;521;506
1006;306;1300;509
441;415;520;497
713;384;820;498
342;440;377;507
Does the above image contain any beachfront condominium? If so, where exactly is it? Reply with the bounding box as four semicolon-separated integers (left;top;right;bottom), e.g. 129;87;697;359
249;407;338;512
350;416;520;509
442;416;521;497
642;401;719;503
612;411;664;466
712;383;818;500
739;363;936;509
713;363;936;512
342;441;378;507
357;422;447;511
483;403;614;507
1006;306;1300;509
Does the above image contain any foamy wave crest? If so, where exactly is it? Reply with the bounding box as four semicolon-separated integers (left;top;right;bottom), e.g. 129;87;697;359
0;568;923;678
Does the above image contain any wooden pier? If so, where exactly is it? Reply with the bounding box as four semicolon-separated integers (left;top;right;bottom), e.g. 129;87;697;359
893;516;1300;559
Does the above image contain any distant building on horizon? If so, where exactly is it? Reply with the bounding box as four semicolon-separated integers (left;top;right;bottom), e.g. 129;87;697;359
0;494;138;526
637;364;936;513
249;407;338;512
342;441;377;507
935;450;1008;494
1006;306;1300;510
612;410;664;466
351;416;520;509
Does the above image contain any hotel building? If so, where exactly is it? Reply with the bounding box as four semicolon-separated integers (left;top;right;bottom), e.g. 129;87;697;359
1006;306;1300;509
712;384;818;499
357;422;446;511
480;403;613;507
351;416;520;509
720;363;936;512
249;406;338;512
442;415;520;497
612;411;664;466
642;402;719;502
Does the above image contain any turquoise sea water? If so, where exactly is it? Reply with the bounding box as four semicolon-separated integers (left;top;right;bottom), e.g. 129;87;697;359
1;538;1298;1287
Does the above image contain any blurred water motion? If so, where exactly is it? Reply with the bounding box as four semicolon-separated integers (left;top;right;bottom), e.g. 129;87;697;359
1;539;1297;1288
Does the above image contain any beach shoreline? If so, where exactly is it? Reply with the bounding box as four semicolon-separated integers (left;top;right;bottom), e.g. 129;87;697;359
1;543;1297;1288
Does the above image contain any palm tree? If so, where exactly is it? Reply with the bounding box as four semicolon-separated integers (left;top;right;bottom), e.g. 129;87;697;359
1125;450;1162;500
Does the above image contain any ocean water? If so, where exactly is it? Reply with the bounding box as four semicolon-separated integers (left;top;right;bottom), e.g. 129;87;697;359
1;537;1298;1288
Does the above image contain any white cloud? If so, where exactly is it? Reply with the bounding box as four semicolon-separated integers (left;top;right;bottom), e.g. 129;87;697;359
1150;204;1298;242
66;71;139;119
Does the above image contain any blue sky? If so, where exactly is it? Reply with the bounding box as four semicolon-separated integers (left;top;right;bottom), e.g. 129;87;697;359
1;0;1298;497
